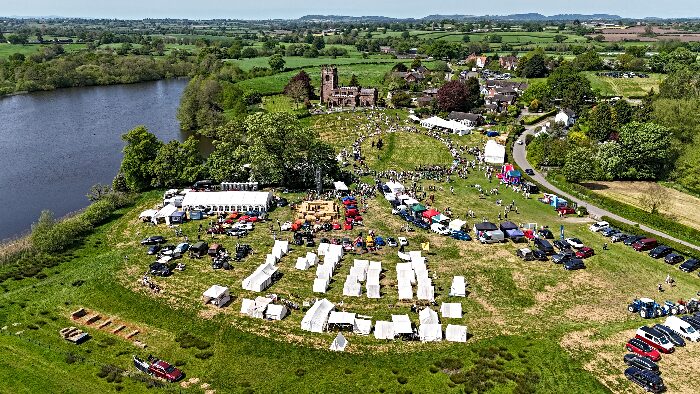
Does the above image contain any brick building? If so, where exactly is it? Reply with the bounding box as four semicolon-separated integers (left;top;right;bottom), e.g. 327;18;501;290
320;66;378;108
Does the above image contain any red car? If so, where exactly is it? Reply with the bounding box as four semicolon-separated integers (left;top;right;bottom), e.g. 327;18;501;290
557;207;575;215
626;338;661;362
147;357;183;382
575;247;595;259
331;222;341;230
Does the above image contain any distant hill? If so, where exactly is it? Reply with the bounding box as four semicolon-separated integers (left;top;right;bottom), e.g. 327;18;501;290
299;13;623;23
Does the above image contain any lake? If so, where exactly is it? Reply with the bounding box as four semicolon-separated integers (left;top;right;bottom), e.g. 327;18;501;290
0;79;189;242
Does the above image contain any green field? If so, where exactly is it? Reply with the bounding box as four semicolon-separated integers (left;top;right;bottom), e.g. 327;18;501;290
584;72;666;98
0;43;86;59
228;54;397;72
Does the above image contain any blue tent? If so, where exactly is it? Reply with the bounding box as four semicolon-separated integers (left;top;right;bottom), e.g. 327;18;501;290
486;131;500;137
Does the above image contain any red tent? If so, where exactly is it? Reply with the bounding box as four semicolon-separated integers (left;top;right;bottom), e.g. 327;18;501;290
422;209;440;219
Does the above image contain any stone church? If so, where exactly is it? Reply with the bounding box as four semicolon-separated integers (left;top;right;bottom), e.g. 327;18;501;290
320;66;378;108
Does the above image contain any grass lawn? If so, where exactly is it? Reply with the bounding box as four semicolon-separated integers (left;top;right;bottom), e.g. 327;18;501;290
0;43;86;59
261;94;298;112
584;72;665;98
2;111;700;393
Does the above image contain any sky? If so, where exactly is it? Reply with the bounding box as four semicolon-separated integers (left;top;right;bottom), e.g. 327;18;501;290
3;0;700;20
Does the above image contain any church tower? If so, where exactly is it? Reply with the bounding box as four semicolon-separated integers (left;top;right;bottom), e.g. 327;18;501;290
320;66;338;104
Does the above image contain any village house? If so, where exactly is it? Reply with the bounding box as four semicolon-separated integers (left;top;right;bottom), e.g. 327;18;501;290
466;53;489;68
320;66;378;108
447;111;485;127
555;109;577;127
379;46;395;54
499;56;519;71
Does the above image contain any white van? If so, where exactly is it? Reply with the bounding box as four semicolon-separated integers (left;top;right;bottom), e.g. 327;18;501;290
589;221;609;232
479;230;505;244
664;316;700;342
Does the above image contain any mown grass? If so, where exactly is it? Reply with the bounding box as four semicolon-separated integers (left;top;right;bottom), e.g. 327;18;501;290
584;72;665;98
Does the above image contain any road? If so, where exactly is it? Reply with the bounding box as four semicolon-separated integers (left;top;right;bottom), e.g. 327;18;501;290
512;120;700;252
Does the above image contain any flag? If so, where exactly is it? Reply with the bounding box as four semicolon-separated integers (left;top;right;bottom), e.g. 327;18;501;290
421;242;430;252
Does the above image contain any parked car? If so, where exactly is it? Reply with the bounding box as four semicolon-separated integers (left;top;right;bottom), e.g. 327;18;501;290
563;259;585;270
430;223;451;235
552;253;573;264
141;236;166;245
516;248;534;261
534;238;554;254
451;231;472;241
532;249;548;261
589;221;609;232
680;315;700;331
386;237;398;247
664;316;700;342
398;237;408;246
565;238;584;249
276;198;288;207
624;366;665;393
525;168;535;175
147;244;161;255
553;240;571;251
624;235;645;246
649;246;672;259
664;253;684;265
611;233;630;243
575;247;595;259
146;356;183;382
679;258;700;272
652;324;686;347
623;354;659;374
226;228;248;237
625;338;661;361
557;207;576;215
635;326;675;353
632;238;658;252
149;262;171;277
601;227;620;237
537;228;554;239
374;236;386;246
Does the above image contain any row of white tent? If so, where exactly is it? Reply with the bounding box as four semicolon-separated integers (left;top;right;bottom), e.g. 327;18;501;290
240;296;288;320
420;116;473;136
295;252;319;270
342;259;382;298
242;240;289;292
313;244;345;294
396;251;434;301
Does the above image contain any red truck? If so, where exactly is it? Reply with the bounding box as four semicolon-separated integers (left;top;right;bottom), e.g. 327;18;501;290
134;355;183;382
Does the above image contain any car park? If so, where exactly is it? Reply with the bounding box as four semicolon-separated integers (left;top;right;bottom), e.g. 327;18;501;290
623;354;659;374
664;253;684;265
141;236;166;245
589;221;609;232
632;238;658;252
624;366;665;393
533;238;554;254
147;244;161;255
679;258;700;272
565;238;584;249
652;324;686;347
386;237;398;247
575;247;595;259
664;316;700;341
451;231;472;241
625;338;661;361
649;246;672;259
563;259;585;270
398;237;408;246
635;326;675;353
624;235;645;246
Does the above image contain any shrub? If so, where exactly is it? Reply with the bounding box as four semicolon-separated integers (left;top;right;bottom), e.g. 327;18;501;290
344;368;352;374
434;357;464;371
195;351;214;360
65;353;80;364
295;368;306;377
26;324;39;330
174;360;187;367
175;332;211;350
397;376;408;384
429;365;439;373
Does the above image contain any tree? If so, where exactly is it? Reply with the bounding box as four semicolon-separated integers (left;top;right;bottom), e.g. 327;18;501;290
392;63;408;72
150;137;205;187
437;78;480;113
312;36;325;50
86;184;112;202
572;50;603;71
207;140;248;182
618;122;672;179
546;64;593;113
390;91;412;108
518;53;547;78
553;34;567;43
349;74;359;87
286;80;309;109
672;133;700;194
284;70;314;100
612;99;634;126
462;34;470;43
177;76;224;131
268;54;286;71
118;126;162;191
240;47;258;58
587;102;615;141
639;183;666;214
411;58;422;70
562;146;597;182
595;141;625;180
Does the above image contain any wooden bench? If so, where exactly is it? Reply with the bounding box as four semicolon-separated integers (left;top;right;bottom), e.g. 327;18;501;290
98;319;112;329
125;330;140;339
112;325;126;334
71;308;87;320
85;314;101;325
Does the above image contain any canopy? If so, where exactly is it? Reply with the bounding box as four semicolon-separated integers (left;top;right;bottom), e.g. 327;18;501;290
242;263;277;292
153;204;177;224
313;277;329;293
265;304;288;320
445;324;468;342
328;311;357;325
441;303;463;319
367;283;381;299
374;321;395;340
329;332;347;352
450;276;467;297
411;204;427;212
419;324;443;342
417;284;435;301
448;219;466;232
203;285;229;300
506;229;525;238
301;299;334;333
422;209;440;219
295;257;311;270
139;209;158;219
392;315;413;334
484;140;506;164
342;278;362;297
432;213;450;223
420;116;473;134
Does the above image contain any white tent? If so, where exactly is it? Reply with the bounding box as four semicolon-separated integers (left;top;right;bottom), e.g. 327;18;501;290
313;277;329;293
240;298;255;315
328;311;356;326
445;324;468;342
392;315;413;335
295;256;311;270
368;260;382;273
403;198;420;207
153;204;177;225
417;284;435;302
306;252;318;266
273;240;289;255
441;303;463;319
374;321;395;340
408;251;422;261
398;283;413;300
324;254;339;268
449;276;467;297
265;304;288;320
271;247;283;260
317;242;330;256
384;180;405;194
342;278;362;297
333;181;349;191
316;264;333;279
367;283;381;299
448;219;467;232
139;209;158;220
202;285;230;308
419;308;440;325
251;296;273;319
300;299;334;333
398;251;412;261
419;324;443;342
396;263;416;284
242;263;278;292
181;190;273;213
329;332;348;352
327;244;344;259
350;266;367;282
484;140;506;165
353;318;372;335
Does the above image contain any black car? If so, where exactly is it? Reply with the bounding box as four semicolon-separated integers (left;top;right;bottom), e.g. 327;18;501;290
552;253;570;264
525;169;535;176
611;233;630;243
534;238;554;255
664;253;684;265
553;240;571;251
141;236;166;245
681;315;700;330
276;198;288;207
149;262;171;277
563;259;585;270
624;366;665;393
147;244;161;255
652;324;686;347
537;228;554;239
649;246;672;259
623;354;659;374
601;227;620;237
532;249;548;261
679;258;700;272
623;235;645;246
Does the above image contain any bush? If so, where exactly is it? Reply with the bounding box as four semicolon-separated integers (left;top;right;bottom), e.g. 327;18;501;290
397;376;408;384
295;368;306;377
65;353;80;364
175;332;211;350
195;351;214;360
429;365;439;373
434;357;464;371
344;368;352;374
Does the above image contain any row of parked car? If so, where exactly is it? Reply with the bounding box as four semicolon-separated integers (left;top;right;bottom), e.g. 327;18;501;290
516;233;595;270
623;314;700;392
590;221;700;275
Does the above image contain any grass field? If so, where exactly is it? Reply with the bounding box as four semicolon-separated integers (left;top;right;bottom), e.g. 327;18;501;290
582;181;700;231
0;43;86;59
228;55;397;72
584;72;665;98
2;110;700;393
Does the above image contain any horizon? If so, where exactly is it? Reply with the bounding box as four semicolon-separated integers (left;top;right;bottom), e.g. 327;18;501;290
2;0;700;20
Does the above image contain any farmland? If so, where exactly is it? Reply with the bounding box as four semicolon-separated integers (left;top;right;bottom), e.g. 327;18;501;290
584;72;665;98
2;112;700;393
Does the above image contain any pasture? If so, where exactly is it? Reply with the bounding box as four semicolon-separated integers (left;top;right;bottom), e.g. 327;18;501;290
584;72;665;98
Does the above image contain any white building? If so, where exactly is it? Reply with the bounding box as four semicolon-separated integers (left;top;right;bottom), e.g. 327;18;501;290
555;109;576;127
181;191;273;213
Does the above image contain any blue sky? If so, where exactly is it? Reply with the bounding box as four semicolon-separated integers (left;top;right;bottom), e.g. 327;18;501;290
3;0;699;19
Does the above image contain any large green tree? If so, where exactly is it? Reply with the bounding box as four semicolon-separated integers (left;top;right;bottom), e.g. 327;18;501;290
150;137;205;187
617;122;673;180
587;102;615;141
562;146;598;182
268;54;286;71
177;76;225;131
119;126;162;191
546;64;593;113
518;53;547;78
